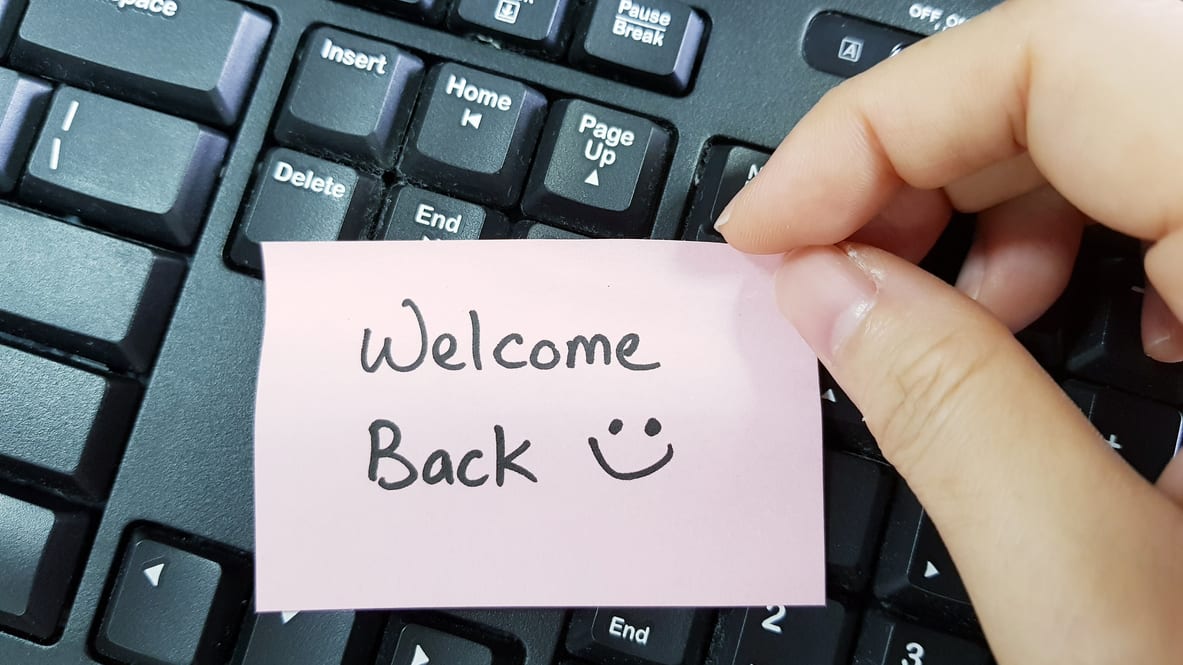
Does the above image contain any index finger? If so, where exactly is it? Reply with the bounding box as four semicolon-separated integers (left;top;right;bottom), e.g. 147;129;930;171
717;0;1183;252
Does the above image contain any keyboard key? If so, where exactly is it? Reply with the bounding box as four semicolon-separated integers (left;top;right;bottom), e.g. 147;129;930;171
21;88;229;249
386;624;493;665
347;0;449;23
825;450;892;593
682;145;768;242
1066;254;1183;404
0;493;88;642
274;28;424;169
802;12;922;79
0;204;185;373
0;68;52;192
819;368;879;459
0;345;138;498
379;186;499;240
401;64;546;207
566;609;705;665
452;0;571;53
0;0;20;53
717;602;857;665
519;221;587;239
1064;381;1181;481
874;486;974;626
1016;296;1070;369
439;610;566;665
852;612;990;665
11;0;270;126
570;0;706;94
241;610;382;665
229;148;381;274
522;100;669;237
95;531;248;665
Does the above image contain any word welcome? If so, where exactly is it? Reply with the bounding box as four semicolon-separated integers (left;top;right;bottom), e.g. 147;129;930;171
361;298;662;373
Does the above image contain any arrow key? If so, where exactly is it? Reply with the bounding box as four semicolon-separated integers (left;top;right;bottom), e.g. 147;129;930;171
241;610;383;665
825;450;892;593
94;530;249;665
873;485;974;630
819;368;880;459
386;624;494;665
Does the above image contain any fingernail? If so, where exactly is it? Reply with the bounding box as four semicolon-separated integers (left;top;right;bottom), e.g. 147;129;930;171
775;244;879;362
713;203;733;231
1141;284;1183;363
1145;333;1183;363
955;250;986;300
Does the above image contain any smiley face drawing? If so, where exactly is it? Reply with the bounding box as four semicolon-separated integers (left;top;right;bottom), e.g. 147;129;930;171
587;417;674;480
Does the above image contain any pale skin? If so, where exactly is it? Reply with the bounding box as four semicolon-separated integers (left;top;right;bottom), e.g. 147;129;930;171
715;0;1183;662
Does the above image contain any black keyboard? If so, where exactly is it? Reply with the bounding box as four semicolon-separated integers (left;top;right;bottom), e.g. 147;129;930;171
1;1;1180;664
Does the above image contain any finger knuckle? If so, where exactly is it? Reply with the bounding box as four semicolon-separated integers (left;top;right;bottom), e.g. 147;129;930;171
874;328;1003;476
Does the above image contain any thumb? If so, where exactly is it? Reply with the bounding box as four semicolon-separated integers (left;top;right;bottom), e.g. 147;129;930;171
777;243;1183;664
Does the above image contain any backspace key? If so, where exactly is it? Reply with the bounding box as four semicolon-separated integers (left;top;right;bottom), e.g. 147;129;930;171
11;0;271;126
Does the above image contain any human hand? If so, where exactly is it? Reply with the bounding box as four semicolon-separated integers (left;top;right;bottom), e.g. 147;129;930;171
715;0;1183;662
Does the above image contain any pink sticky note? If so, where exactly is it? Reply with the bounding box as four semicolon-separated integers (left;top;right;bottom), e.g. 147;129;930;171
254;240;824;611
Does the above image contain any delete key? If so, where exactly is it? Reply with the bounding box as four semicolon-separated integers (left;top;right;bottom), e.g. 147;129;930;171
254;239;824;611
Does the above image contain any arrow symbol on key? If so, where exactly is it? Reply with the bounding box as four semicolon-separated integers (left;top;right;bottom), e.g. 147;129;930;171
924;561;940;579
143;562;165;587
821;389;837;403
280;611;299;624
461;108;483;129
411;645;430;665
585;169;600;186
